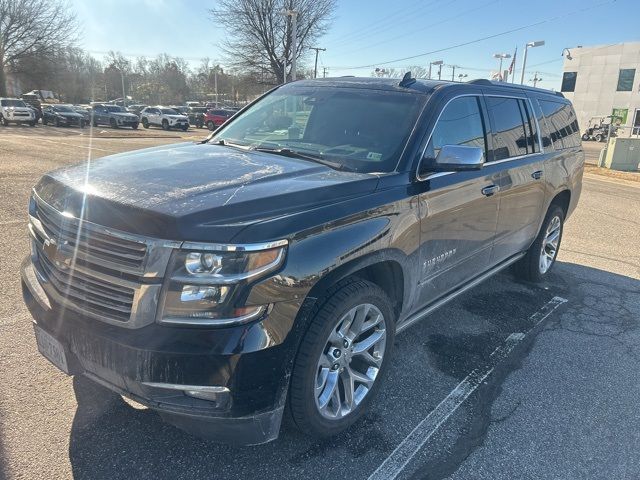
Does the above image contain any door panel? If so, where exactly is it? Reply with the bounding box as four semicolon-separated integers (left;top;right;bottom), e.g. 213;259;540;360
416;170;501;308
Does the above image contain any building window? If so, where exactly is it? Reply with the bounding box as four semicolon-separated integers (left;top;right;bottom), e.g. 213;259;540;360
561;72;577;92
617;69;635;91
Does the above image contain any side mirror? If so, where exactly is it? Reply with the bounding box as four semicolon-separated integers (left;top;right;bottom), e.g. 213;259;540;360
431;145;484;172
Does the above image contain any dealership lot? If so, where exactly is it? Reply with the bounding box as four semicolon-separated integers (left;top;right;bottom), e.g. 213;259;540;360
1;126;639;479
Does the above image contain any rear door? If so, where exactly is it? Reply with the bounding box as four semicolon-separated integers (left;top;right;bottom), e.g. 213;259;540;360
415;94;501;308
484;94;546;264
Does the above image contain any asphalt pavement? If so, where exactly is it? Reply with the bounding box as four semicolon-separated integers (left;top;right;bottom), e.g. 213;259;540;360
0;124;638;480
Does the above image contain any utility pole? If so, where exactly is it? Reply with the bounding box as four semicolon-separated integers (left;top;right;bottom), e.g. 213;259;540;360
438;63;443;80
309;47;326;79
323;67;328;78
282;9;298;81
530;72;542;87
450;65;458;81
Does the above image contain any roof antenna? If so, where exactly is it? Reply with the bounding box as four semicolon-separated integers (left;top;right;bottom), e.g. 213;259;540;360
399;71;416;88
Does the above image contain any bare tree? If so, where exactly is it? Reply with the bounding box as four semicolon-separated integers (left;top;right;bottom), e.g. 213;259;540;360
0;0;79;96
210;0;336;83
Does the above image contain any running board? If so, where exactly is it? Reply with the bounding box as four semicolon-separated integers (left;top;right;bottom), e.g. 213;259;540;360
397;253;526;334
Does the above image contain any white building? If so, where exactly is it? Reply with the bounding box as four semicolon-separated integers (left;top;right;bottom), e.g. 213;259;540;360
560;42;640;134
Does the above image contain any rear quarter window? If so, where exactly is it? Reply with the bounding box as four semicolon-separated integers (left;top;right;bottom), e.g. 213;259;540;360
538;100;581;150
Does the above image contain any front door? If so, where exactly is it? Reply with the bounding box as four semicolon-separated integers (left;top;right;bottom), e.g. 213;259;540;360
415;95;500;309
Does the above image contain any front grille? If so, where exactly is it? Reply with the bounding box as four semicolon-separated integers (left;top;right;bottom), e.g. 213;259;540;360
29;196;151;324
38;250;134;322
34;198;147;274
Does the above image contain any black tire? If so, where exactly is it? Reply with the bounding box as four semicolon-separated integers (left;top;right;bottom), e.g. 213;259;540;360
92;119;98;127
142;118;149;129
110;118;118;129
581;133;590;141
80;120;86;129
289;279;395;438
196;120;203;129
181;125;188;132
207;120;215;131
132;123;139;130
162;119;169;130
54;117;60;127
513;205;565;282
29;121;36;127
42;117;48;126
595;133;603;142
2;116;9;126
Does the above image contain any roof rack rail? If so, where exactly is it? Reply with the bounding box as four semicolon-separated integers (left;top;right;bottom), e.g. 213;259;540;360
467;79;492;85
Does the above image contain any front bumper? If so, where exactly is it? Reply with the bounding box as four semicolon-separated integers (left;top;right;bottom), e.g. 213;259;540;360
21;257;304;445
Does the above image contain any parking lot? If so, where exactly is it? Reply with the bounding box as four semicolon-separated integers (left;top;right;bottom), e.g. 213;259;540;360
1;124;639;479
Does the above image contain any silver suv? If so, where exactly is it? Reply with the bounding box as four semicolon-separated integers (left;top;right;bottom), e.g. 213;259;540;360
0;98;36;127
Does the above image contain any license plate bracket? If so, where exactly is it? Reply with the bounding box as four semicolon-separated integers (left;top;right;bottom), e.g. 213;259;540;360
34;325;70;374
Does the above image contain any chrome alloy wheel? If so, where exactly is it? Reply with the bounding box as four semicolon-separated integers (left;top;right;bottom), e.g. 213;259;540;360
539;215;561;274
314;303;386;420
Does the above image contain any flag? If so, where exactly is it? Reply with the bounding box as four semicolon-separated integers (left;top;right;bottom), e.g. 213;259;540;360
508;47;517;75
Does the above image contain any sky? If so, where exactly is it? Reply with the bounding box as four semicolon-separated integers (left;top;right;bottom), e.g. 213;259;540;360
70;0;638;90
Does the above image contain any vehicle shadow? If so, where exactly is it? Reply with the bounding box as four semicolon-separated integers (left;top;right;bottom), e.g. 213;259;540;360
67;261;639;480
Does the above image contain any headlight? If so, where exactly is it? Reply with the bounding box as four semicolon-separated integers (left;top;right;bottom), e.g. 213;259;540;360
158;240;287;326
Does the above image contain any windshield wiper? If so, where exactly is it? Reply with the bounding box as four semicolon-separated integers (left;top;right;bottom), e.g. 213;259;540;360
253;147;347;171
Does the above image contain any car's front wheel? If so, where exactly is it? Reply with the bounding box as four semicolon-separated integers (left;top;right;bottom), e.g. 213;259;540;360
289;279;395;438
162;119;169;130
514;204;564;282
142;118;149;129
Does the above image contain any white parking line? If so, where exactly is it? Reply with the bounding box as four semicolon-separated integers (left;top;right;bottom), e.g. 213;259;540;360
368;296;568;480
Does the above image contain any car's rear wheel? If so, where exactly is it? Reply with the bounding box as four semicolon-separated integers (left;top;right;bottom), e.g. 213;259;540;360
110;118;118;129
289;279;395;438
513;205;564;282
581;133;590;141
80;120;86;129
142;118;149;129
54;118;60;127
207;120;215;131
132;123;139;130
29;121;36;127
595;133;603;142
162;119;169;130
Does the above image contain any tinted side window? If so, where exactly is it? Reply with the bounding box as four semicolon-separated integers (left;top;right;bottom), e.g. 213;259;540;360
486;97;528;160
425;96;487;160
519;99;539;153
538;100;580;150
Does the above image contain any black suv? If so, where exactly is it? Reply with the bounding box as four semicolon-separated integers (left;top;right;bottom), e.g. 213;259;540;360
22;77;583;445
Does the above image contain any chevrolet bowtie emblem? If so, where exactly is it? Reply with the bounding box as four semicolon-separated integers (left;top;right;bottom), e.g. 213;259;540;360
43;238;72;269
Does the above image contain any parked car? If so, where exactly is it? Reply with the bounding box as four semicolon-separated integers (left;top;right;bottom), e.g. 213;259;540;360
0;98;37;126
187;106;208;128
204;108;235;130
72;106;91;123
21;93;42;122
42;104;85;128
139;106;189;131
127;104;148;116
169;105;189;116
91;104;139;129
21;76;583;446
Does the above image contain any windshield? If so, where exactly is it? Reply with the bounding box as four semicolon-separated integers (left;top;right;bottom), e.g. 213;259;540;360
106;105;125;112
53;105;73;112
210;86;423;173
1;99;26;107
161;108;178;114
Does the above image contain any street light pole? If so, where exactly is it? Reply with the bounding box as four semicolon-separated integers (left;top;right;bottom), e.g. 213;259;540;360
493;53;511;81
520;40;545;84
450;65;458;81
427;60;443;80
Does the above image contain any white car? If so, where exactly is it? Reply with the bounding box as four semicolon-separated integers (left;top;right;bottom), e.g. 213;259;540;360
139;106;189;131
0;98;36;126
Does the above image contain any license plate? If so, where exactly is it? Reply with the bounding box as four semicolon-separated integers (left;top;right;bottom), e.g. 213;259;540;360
34;326;69;374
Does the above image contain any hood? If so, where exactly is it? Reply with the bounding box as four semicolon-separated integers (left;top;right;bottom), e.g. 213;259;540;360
166;114;187;120
113;112;138;119
57;111;84;118
34;143;379;241
3;107;33;114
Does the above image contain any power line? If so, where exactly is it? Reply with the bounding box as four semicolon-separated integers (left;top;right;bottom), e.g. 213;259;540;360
336;0;619;70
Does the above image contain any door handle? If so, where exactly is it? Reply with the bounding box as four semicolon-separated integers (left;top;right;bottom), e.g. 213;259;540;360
531;170;543;180
481;185;499;197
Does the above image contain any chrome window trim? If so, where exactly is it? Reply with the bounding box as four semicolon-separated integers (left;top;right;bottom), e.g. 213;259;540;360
417;92;546;181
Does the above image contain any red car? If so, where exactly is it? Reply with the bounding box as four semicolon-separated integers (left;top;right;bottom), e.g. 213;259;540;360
204;109;234;130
